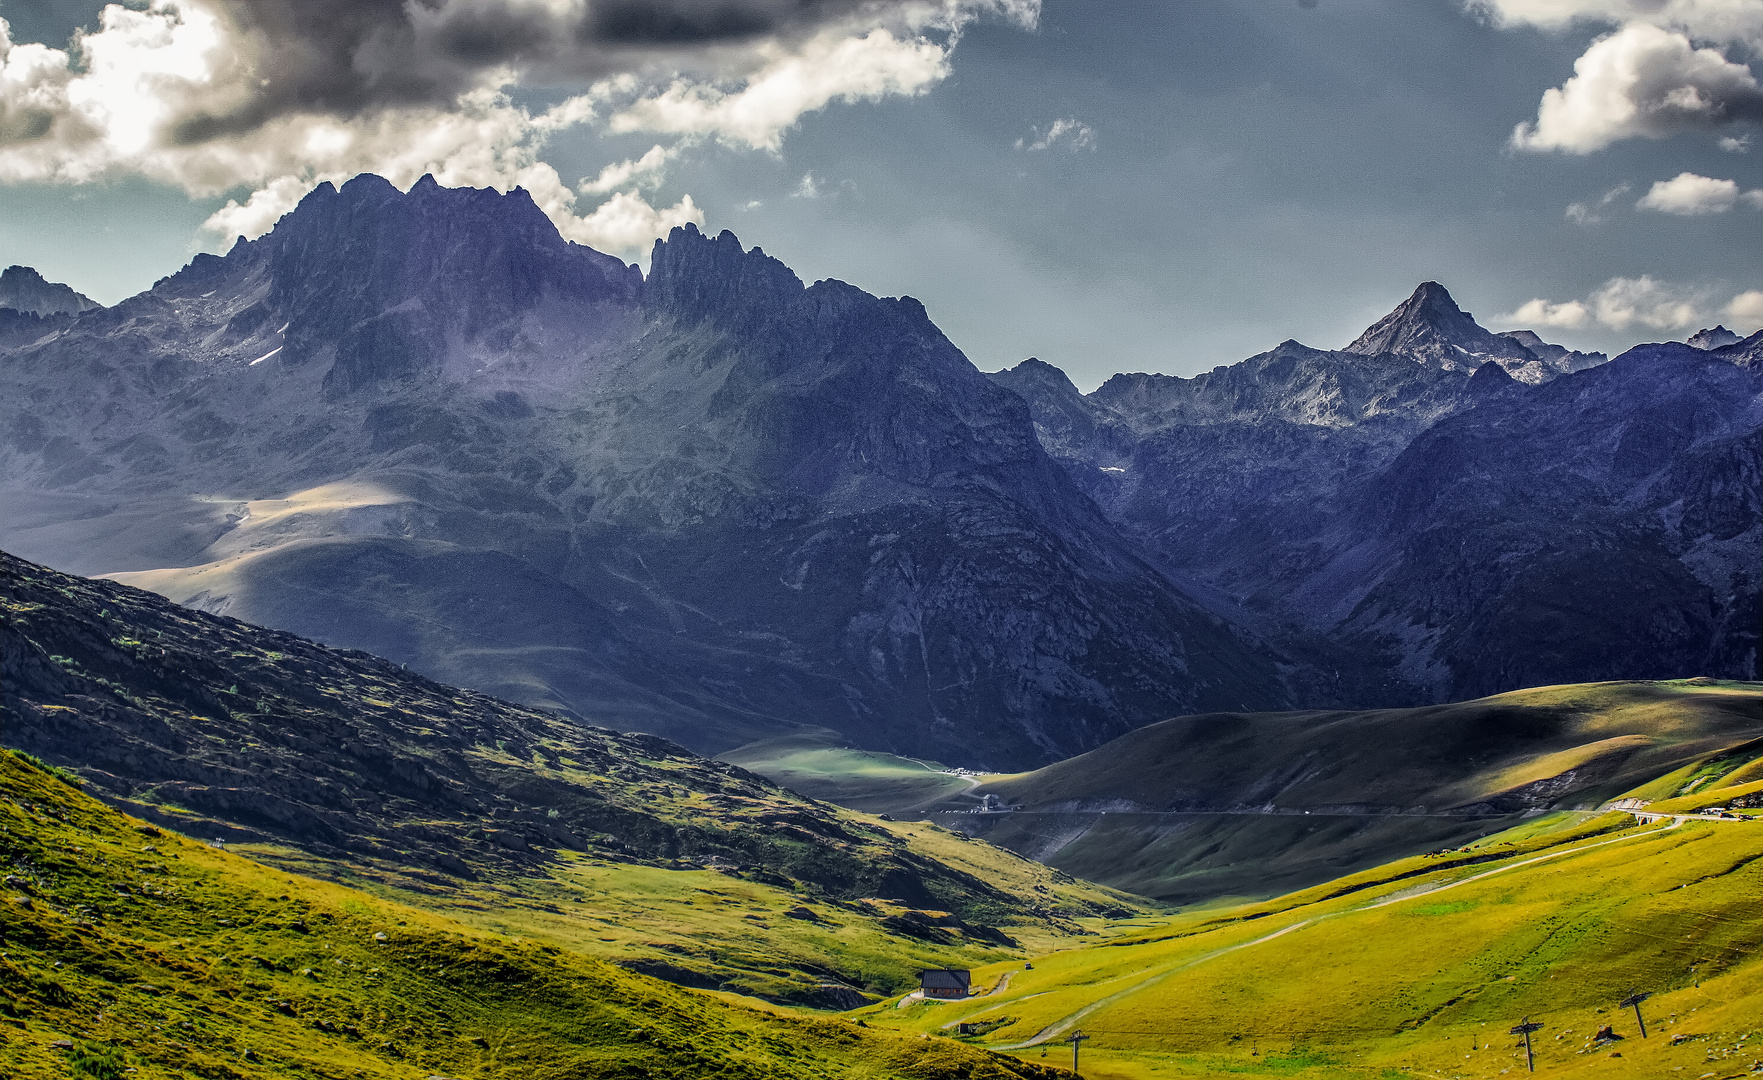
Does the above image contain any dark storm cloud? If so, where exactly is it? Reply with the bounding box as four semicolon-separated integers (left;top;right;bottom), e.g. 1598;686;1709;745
167;0;914;143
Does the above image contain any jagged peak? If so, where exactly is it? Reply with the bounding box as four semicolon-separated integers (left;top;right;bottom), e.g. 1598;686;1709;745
262;174;563;258
645;221;804;318
1687;325;1741;350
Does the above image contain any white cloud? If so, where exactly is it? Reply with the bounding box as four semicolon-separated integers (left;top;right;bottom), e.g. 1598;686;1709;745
1589;275;1705;329
1502;275;1729;331
1565;181;1632;222
1466;0;1763;50
1726;289;1763;330
1720;133;1753;150
1019;117;1095;151
0;0;1039;258
1508;23;1763;153
578;144;672;196
1636;170;1741;212
554;190;703;254
1505;297;1592;328
606;27;954;152
1471;0;1763;40
792;172;821;198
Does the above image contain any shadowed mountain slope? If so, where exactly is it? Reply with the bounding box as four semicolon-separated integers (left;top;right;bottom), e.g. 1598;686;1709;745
930;681;1763;903
0;548;1150;1002
0;174;1301;769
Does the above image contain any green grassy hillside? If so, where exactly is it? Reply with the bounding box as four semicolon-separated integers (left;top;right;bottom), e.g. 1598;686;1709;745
0;549;1147;1004
720;732;979;814
0;747;1082;1080
862;807;1763;1079
933;681;1763;902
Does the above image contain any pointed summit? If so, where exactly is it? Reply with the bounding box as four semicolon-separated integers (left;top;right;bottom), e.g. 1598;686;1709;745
1342;282;1532;370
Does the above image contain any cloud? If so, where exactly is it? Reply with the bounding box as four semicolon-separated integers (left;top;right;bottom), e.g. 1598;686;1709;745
1727;289;1763;330
0;0;1038;256
1588;275;1705;328
1720;133;1753;150
1502;275;1729;331
1508;23;1763;153
1636;170;1741;212
1565;181;1632;222
1631;170;1763;212
578;143;672;195
792;172;820;198
1506;297;1592;328
1018;117;1095;151
1471;0;1763;42
605;26;955;151
558;189;703;252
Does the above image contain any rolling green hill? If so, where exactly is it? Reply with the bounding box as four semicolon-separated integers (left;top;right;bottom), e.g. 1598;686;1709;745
0;747;1075;1080
862;807;1763;1079
0;549;1147;1006
928;682;1763;903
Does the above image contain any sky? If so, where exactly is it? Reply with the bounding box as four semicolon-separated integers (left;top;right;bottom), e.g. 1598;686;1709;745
1;0;1760;389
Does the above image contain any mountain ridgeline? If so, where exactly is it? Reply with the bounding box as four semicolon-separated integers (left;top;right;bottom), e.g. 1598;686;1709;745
1;174;1758;768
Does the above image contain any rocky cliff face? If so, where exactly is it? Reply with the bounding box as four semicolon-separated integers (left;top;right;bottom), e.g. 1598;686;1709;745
0;175;1298;769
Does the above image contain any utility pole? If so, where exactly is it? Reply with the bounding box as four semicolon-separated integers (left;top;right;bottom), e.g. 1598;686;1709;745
1067;1030;1090;1075
1509;1018;1544;1073
1619;990;1652;1038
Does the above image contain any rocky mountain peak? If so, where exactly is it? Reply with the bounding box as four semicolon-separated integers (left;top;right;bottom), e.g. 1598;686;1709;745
645;223;805;326
1343;281;1533;369
0;265;100;316
1496;329;1607;378
996;357;1085;398
1688;325;1741;350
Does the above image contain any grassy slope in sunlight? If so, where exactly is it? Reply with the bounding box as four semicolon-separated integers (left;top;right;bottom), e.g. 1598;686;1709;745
859;807;1763;1080
0;748;1073;1080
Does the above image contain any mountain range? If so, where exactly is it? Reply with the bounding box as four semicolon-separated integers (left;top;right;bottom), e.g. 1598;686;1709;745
2;174;1757;768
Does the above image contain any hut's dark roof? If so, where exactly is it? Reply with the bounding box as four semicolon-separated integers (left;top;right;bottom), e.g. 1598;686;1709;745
919;969;971;989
